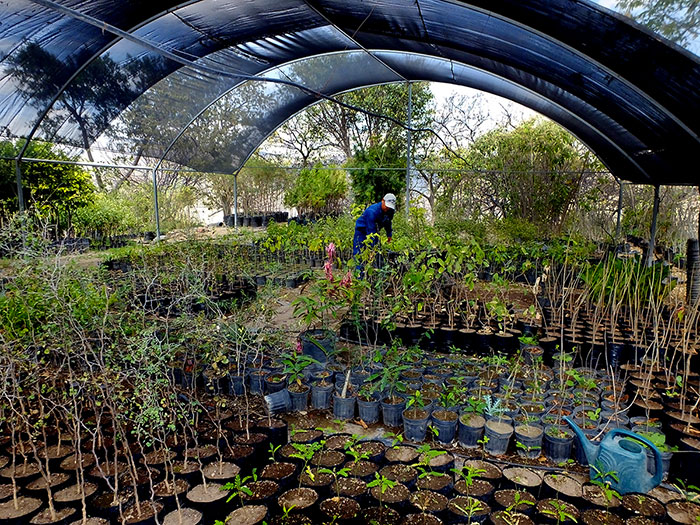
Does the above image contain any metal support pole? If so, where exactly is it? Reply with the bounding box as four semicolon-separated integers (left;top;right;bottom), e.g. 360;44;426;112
14;158;25;213
151;168;161;241
646;184;660;267
615;180;623;242
234;173;238;230
404;82;412;219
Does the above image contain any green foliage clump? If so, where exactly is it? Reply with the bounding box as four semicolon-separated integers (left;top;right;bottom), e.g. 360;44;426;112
284;164;348;217
347;145;405;206
0;140;94;227
73;192;140;238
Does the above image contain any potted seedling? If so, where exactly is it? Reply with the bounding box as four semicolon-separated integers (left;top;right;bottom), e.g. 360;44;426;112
403;390;431;442
282;350;318;412
483;395;514;456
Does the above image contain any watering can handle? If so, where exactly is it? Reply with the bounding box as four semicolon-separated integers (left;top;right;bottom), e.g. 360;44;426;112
607;428;664;487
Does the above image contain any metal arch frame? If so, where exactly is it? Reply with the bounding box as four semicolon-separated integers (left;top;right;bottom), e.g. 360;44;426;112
435;0;700;144
179;50;652;180
147;47;655;236
14;0;207;210
20;0;697;165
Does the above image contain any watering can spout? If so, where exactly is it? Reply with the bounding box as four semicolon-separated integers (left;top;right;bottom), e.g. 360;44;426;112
564;416;598;465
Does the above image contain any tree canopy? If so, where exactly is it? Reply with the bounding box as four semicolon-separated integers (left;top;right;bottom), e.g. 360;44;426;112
0;141;94;228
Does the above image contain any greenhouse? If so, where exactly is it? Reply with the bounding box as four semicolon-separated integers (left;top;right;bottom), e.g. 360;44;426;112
1;0;700;524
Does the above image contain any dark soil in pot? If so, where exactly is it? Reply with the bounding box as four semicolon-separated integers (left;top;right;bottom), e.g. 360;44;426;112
142;449;177;466
356;440;387;462
345;459;378;479
162;507;203;525
667;500;700;524
536;499;579;524
241;480;280;504
186;482;227;506
582;484;621;509
370;482;410;505
401;513;443;525
224;444;254;463
25;472;72;492
254;418;288;447
68;518;108;525
493;489;537;512
380;464;418;484
447;495;490;522
170;459;200;483
462;459;502;481
490;510;534;525
416;472;452;494
37;445;75;462
54;481;98;504
59;455;96;472
0;495;43;522
0;484;13;501
543;472;584;500
626;517;662;525
311;450;345;468
621;493;665;520
319;496;361;520
202;461;240;481
410;490;448;513
222;504;267;525
121;501;164;525
0;461;41;480
290;429;322;444
299;468;333;490
385;445;420;464
29;506;77;525
153;478;189;498
455;478;494;499
324;434;353;451
419;451;454;473
337;477;366;499
363;506;401;525
278;487;318;512
581;508;624;525
89;488;135;518
502;467;542;490
261;462;296;484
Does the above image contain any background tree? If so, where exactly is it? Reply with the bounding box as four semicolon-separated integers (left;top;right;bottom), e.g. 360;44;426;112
616;0;700;48
453;118;603;234
0;140;94;233
10;46;168;190
284;164;348;217
346;145;406;206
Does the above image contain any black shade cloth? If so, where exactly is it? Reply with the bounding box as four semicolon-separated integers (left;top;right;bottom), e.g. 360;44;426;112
0;0;698;184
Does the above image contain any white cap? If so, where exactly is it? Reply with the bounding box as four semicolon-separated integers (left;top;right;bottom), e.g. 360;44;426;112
383;193;397;209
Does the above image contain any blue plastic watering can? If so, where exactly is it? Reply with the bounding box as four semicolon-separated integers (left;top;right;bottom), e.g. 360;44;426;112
564;416;663;494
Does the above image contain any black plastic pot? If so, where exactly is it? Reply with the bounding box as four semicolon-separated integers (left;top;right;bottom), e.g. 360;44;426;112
300;329;334;369
264;374;287;394
333;394;356;420
484;420;514;456
458;413;486;448
514;425;544;459
289;386;309;412
543;426;574;464
403;408;430;443
229;374;245;396
358;397;380;424
248;371;266;395
432;410;458;444
311;382;333;409
381;398;406;427
264;389;291;415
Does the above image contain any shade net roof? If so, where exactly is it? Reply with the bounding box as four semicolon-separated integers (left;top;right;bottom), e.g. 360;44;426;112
0;0;699;184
